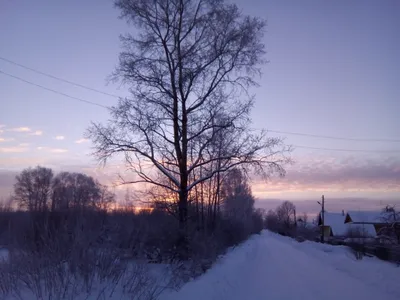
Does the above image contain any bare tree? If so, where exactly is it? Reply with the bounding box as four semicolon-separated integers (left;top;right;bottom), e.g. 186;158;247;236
88;0;290;238
0;195;14;212
222;168;254;221
301;213;308;224
51;172;108;211
148;182;179;217
51;171;71;211
379;205;400;244
13;166;53;212
297;212;308;228
97;184;116;211
265;209;279;232
276;201;296;233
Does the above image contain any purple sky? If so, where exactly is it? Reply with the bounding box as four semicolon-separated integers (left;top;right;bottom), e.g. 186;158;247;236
0;0;399;210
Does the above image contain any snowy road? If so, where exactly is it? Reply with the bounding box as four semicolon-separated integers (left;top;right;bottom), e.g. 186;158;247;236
162;231;400;300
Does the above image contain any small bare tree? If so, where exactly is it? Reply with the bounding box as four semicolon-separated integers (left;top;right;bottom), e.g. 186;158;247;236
88;0;290;242
379;205;400;244
222;168;254;223
97;184;116;211
0;196;13;212
299;213;308;225
276;201;296;234
13;166;53;212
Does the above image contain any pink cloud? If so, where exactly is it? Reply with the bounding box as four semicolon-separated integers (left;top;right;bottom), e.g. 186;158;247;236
75;138;88;144
0;138;15;142
30;130;43;136
36;147;68;153
0;146;29;153
50;148;68;153
251;155;400;198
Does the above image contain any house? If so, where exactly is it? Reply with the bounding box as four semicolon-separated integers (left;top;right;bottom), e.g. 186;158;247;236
345;211;387;235
318;212;346;239
318;211;377;240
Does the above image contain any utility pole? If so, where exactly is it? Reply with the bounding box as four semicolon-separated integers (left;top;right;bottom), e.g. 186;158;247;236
322;195;325;243
318;195;325;243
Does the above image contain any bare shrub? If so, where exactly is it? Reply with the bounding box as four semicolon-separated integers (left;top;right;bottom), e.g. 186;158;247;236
296;213;318;241
346;227;368;260
0;225;171;300
265;201;297;237
1;167;270;299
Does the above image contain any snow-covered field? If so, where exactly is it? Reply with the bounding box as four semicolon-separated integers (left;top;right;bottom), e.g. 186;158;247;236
161;230;400;300
2;232;399;299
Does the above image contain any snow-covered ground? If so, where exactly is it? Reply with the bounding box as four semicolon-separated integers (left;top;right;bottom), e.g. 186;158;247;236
2;232;399;299
161;230;400;300
0;247;8;261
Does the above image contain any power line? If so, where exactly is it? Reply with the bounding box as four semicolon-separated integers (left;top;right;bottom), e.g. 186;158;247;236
268;129;400;143
292;145;400;153
0;70;110;109
1;67;399;154
2;56;399;144
2;55;399;144
0;56;121;99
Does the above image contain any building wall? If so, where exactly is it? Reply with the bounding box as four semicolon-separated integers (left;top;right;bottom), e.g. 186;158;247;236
323;226;331;238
